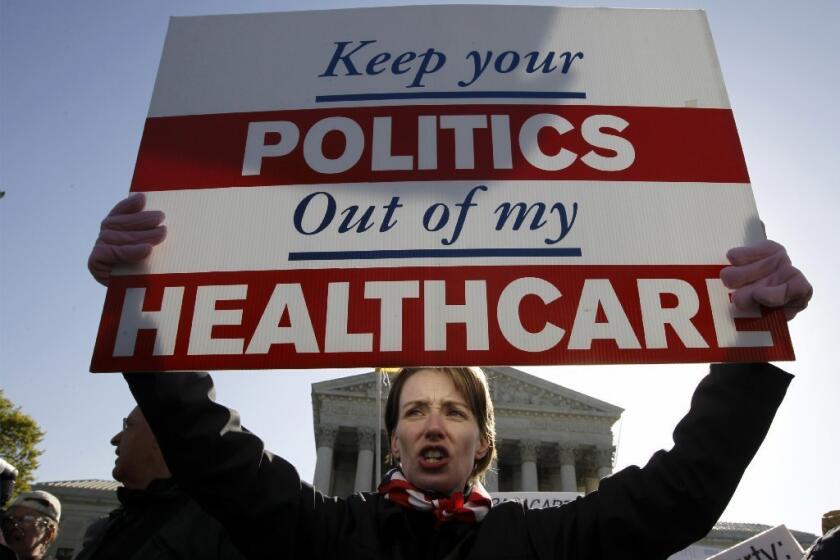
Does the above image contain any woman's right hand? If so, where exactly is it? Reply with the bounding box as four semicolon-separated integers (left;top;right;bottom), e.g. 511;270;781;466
88;193;167;286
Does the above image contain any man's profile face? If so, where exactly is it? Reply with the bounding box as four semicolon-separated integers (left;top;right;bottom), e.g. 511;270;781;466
110;406;167;489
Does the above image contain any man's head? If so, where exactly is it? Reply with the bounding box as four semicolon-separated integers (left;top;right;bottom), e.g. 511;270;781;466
385;367;496;496
110;406;171;489
1;491;60;560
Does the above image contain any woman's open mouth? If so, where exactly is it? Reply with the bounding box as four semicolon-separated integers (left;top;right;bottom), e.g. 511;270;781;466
418;446;449;469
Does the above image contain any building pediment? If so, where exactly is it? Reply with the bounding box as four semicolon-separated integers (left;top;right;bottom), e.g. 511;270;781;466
311;371;382;399
483;367;622;418
312;367;622;420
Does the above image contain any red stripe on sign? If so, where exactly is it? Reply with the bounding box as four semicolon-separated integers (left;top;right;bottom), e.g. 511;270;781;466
91;265;791;372
130;105;749;191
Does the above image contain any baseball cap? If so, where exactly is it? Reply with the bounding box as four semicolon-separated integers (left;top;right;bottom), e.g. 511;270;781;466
9;491;61;522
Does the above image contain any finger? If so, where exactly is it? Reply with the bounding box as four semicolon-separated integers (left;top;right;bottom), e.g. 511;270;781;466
730;284;762;311
111;244;156;263
725;239;785;266
88;258;111;286
780;267;813;318
719;250;790;289
89;242;153;268
106;192;146;217
98;225;167;246
730;269;812;321
749;265;812;309
749;284;788;308
784;268;813;305
88;249;114;286
101;210;165;231
749;283;809;322
88;243;155;285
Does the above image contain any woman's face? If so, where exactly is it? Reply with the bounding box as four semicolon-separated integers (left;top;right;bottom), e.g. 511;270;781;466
390;369;488;496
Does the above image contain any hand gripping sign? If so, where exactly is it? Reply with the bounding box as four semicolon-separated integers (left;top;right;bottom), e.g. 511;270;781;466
91;5;793;372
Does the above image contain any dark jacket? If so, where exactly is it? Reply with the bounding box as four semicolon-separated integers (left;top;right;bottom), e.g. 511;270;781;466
126;362;791;560
805;526;840;559
73;478;245;560
0;544;17;560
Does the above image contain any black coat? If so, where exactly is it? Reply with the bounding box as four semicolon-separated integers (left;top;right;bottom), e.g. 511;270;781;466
805;526;840;559
126;363;791;560
73;478;245;560
0;544;17;560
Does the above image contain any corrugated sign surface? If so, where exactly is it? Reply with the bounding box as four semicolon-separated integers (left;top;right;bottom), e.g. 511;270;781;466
92;5;793;372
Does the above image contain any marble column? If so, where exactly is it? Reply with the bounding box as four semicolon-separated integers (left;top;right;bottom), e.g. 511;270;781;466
519;440;539;491
558;446;578;492
595;448;614;481
313;425;338;493
354;429;376;493
577;449;598;494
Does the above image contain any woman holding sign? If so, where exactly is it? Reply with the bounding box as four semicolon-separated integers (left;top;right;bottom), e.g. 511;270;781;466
89;194;811;560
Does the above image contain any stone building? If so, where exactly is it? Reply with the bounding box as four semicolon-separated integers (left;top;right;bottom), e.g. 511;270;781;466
311;366;623;496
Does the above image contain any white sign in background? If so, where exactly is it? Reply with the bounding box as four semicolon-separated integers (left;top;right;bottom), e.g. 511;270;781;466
491;491;582;509
707;525;804;560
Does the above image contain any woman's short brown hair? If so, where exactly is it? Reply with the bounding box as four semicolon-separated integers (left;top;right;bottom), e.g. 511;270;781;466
384;367;497;487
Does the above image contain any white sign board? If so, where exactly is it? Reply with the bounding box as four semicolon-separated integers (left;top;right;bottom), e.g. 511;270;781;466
668;544;726;560
707;525;804;560
491;492;581;509
92;5;793;372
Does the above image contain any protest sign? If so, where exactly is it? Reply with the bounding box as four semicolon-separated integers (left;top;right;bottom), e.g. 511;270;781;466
91;5;794;372
668;544;727;560
706;525;804;560
490;492;581;509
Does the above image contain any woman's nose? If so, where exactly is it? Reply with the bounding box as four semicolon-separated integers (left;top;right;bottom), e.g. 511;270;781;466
422;410;445;439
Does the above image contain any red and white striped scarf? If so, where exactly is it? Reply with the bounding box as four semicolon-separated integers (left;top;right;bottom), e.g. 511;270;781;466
378;468;492;525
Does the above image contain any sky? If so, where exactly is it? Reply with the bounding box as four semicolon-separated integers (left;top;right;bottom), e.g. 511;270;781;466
1;0;838;537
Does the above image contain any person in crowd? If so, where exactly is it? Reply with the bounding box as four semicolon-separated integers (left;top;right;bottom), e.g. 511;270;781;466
804;512;840;560
820;509;840;535
88;193;812;559
0;491;60;560
73;406;245;560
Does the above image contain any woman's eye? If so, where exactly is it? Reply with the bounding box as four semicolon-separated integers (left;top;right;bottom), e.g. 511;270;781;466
448;409;467;418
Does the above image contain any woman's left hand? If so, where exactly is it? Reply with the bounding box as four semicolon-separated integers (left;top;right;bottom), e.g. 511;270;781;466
720;240;812;321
